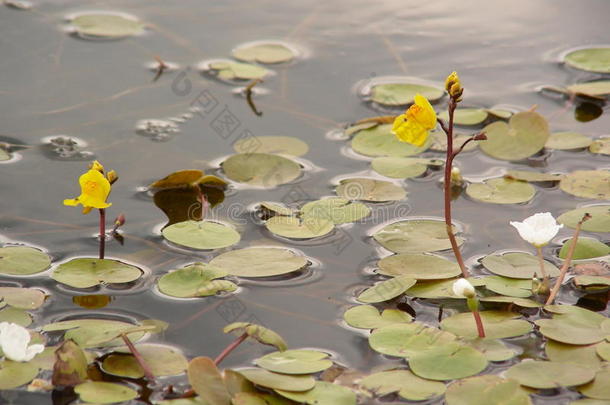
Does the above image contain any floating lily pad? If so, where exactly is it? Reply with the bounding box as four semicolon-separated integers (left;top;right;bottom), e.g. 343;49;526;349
350;124;429;157
369;322;457;358
564;48;610;73
373;219;463;253
103;344;188;378
429;131;479;153
481;251;560;279
370;83;444;106
255;350;332;374
0;287;46;309
42;319;146;348
70;13;145;39
224;322;287;351
546;132;593;150
157;263;236;298
466;177;535;204
210;247;308;278
265;215;334;239
405;278;485;299
560;170;610;200
441;311;532;339
336;178;406;202
487;109;514;119
208;60;270;81
378;253;461;280
238;368;315;391
559;237;610;260
408;343;488;381
188;357;231;404
558;206;610;233
0;147;10;161
233;136;308;156
596;342;610;361
505;360;595;389
162;220;240;250
465;338;518;362
0;307;31;326
359;369;446;401
233;42;295;64
439;108;488;126
301;198;371;224
276;381;356;405
567;81;610;97
51;258;143;289
343;305;411;329
445;375;532;405
0;360;40;390
259;202;296;216
482;276;533;298
480;111;549;161
0;246;51;276
479;296;542;308
371;157;442;179
75;381;138;404
223;153;301;187
505;170;563;182
357;275;416;303
579;365;610;400
590;137;610;155
535;317;606;345
574;275;610;288
545;341;602;370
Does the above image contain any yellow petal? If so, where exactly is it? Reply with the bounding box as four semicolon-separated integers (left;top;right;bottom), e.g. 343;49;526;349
63;198;80;207
90;160;105;172
412;94;437;129
75;169;112;209
82;206;93;214
392;116;429;147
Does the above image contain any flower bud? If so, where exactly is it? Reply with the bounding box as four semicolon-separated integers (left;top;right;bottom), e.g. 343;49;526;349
89;160;104;173
450;167;463;187
452;278;476;298
106;170;119;185
114;213;126;227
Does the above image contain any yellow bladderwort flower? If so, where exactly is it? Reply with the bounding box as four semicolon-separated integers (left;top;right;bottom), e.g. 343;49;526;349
391;93;437;147
64;169;112;214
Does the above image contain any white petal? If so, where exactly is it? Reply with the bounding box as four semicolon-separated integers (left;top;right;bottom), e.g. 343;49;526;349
452;278;475;298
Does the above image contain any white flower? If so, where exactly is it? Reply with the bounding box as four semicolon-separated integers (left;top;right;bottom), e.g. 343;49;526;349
452;278;476;298
510;212;563;247
0;322;44;362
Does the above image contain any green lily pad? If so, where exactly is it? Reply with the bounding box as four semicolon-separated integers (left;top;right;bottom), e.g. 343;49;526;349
429;131;479;152
224;322;287;351
546;132;593;150
545;341;602;370
0;147;10;161
238;368;315;391
408;343;488;381
0;307;32;326
357;275;416;303
301;198;371;224
596;342;610;361
343;305;411;329
590;137;610;155
74;381;138;404
42;319;146;348
559;237;610;260
567;81;610;97
480;111;549;161
481;276;533;298
445;375;532;405
0;287;46;309
505;170;563;182
481;251;560;279
51;258;143;288
233;136;308;157
560;170;610;200
265;215;334;239
369;322;457;358
505;360;595;389
0;246;51;275
371;157;443;179
233;42;295;64
579;365;610;400
564;48;610;73
373;219;463;253
70;13;145;39
103;344;188;378
188;357;231;405
208;60;270;81
378;253;461;280
158;262;236;298
466;177;535;204
210;247;308;278
439;108;489;126
464;338;518;362
162;221;240;250
535;318;606;346
405;277;486;299
259;202;296;216
359;369;446;401
0;360;40;389
255;350;332;374
574;275;610;288
370;83;444;106
441;311;532;339
336;178;406;202
350;124;430;157
487;109;514;119
276;381;356;405
222;153;301;187
479;296;542;308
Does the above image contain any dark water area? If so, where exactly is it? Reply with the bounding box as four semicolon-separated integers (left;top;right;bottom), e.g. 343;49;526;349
0;0;609;404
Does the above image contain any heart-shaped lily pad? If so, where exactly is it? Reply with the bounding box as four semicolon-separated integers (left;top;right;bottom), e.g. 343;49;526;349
465;338;518;362
579;365;610;400
0;246;51;275
481;251;560;279
233;136;308;156
265;215;334;239
207;60;270;81
103;344;188;378
223;153;301;187
350;124;429;157
158;262;236;298
546;132;593;150
162;220;240;250
560;170;610;200
480;111;549;161
210;247;308;277
75;381;138;403
378;253;461;280
233;42;296;64
69;13;145;39
370;83;444;106
559;237;610;260
0;287;46;310
559;206;610;233
0;360;40;390
505;360;595;389
505;170;563;182
359;369;446;401
255;350;332;374
343;305;412;329
373;219;463;253
408;343;488;381
51;258;143;288
42;319;147;348
276;381;356;405
445;375;532;405
336;178;406;202
439;108;489;126
371;157;443;179
590;137;610;155
545;341;602;370
369;322;457;358
237;368;315;391
301;198;371;224
441;311;532;339
405;278;485;299
564;48;610;73
357;275;416;303
466;177;535;204
481;276;533;298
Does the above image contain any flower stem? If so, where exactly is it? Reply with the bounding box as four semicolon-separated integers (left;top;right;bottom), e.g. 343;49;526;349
98;208;106;260
545;213;591;305
535;245;548;284
214;332;248;366
121;333;156;383
472;310;486;338
194;186;208;221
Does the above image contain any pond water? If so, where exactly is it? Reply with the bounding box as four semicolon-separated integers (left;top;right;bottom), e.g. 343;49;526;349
0;0;609;404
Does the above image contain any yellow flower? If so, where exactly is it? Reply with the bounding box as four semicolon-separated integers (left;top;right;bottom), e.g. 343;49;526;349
391;94;437;146
64;169;112;214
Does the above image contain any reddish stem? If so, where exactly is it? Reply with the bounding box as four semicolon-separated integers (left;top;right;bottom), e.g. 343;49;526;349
99;208;106;260
121;333;156;383
214;332;248;366
472;311;486;338
195;186;208;220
